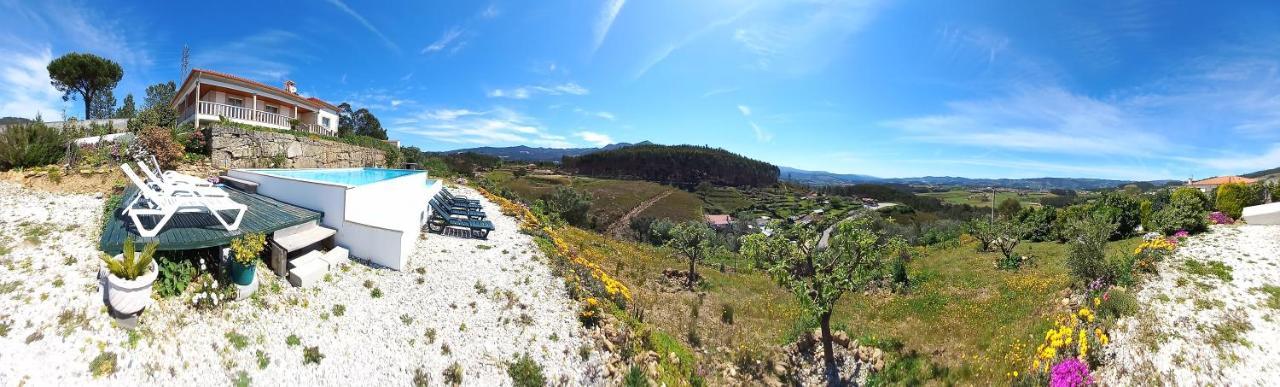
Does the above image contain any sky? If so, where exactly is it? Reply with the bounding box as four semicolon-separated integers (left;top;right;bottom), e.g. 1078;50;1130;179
3;0;1280;181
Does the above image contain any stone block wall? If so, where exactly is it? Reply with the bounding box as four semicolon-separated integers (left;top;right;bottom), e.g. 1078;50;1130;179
208;126;386;169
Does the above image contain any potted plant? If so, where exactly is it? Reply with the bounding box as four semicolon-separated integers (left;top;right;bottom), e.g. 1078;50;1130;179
99;237;160;315
228;232;266;286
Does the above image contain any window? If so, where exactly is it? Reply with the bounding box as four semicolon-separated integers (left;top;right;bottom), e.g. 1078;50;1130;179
322;117;331;128
227;97;244;107
265;105;279;114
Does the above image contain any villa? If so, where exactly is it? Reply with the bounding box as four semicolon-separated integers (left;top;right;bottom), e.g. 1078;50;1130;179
1187;176;1256;193
170;69;341;136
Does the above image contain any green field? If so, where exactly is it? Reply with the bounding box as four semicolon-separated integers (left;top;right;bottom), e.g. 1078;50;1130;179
556;225;1141;385
920;190;1056;208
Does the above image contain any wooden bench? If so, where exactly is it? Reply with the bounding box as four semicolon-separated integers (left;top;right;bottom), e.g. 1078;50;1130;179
268;221;337;276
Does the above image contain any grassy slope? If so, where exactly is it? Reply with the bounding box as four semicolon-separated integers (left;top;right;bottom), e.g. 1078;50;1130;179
920;190;1057;208
557;225;1140;384
489;171;703;227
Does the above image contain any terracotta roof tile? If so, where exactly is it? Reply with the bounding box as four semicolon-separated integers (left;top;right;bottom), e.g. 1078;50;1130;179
176;69;340;112
1190;176;1256;186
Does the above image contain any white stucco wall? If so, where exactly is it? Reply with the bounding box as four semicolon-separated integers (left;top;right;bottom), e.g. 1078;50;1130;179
317;109;339;132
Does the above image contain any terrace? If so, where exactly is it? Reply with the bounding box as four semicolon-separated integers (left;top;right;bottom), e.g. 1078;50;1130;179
172;69;340;136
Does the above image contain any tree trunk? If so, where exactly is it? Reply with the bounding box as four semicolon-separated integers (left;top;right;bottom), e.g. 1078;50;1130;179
83;92;93;120
687;257;696;289
820;310;837;384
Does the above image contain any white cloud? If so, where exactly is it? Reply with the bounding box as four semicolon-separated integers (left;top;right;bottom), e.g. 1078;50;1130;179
590;0;627;55
480;3;500;19
487;83;588;99
736;105;751;116
192;30;313;82
576;131;614;147
573;107;616;121
730;0;884;73
0;47;66;119
1192;145;1280;172
391;107;576;148
325;0;400;53
749;122;773;142
595;111;616;121
422;26;464;54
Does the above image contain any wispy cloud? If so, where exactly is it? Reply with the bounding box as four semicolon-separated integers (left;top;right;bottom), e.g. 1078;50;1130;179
590;0;626;56
422;26;464;54
392;107;575;148
730;0;885;73
701;87;739;99
480;3;500;19
632;7;754;79
573;107;616;121
191;30;313;81
1191;145;1280;173
487;83;589;99
936;25;1009;66
576;131;614;147
0;46;67;119
735;104;772;142
325;0;400;53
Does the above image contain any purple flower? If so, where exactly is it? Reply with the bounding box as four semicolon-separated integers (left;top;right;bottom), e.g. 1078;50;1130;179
1050;358;1092;387
1173;230;1190;239
1208;212;1234;225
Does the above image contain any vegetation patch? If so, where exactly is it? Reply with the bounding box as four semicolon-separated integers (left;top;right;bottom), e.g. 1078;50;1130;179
88;351;117;378
506;353;547;387
1183;259;1233;282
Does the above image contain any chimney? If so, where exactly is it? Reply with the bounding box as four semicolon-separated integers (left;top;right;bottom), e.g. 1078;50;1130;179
283;80;297;94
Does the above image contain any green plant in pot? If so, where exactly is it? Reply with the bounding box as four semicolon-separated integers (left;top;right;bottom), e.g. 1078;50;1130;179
229;232;266;286
99;237;160;315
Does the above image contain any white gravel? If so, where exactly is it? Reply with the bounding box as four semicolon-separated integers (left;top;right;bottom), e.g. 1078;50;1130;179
1100;225;1280;386
0;182;606;386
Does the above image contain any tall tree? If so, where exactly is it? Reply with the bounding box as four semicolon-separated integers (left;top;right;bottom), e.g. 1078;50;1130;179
115;94;137;119
336;103;355;137
143;81;177;110
88;89;117;119
352;108;387;140
741;214;904;378
46;52;123;120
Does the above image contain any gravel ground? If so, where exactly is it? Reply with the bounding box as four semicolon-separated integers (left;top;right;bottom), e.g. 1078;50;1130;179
1100;225;1280;386
0;182;606;386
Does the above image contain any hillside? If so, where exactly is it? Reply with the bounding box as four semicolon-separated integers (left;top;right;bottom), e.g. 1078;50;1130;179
562;144;780;187
1243;166;1280;179
780;166;1177;190
444;141;649;162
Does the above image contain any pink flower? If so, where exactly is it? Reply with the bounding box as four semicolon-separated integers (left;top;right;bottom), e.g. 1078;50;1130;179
1050;358;1092;387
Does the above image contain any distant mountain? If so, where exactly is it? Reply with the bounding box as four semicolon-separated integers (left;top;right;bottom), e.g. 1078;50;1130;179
780;166;1176;190
444;141;650;162
1243;166;1280;179
0;117;33;126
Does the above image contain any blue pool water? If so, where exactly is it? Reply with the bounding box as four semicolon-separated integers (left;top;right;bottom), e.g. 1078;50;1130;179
250;168;422;186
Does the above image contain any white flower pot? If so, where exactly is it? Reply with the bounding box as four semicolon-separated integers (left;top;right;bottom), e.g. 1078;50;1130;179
104;257;159;315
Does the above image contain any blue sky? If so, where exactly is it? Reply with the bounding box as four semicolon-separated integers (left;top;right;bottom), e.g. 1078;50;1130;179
3;0;1280;180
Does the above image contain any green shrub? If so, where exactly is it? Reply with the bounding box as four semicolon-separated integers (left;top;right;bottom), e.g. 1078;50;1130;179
1093;191;1141;239
1019;206;1057;242
303;346;324;364
443;362;464;385
1107;253;1137;287
156;256;196;297
720;304;735;324
286;334;301;346
1098;288;1138;319
0;122;65;170
225;330;249;350
543;186;592;228
1066;214;1114;283
1150;188;1209;234
623;365;649;387
507;353;547;387
230;232;266;265
1214;183;1254;219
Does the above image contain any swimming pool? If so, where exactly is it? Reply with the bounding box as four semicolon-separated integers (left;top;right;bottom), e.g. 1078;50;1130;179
228;167;430;271
242;168;421;187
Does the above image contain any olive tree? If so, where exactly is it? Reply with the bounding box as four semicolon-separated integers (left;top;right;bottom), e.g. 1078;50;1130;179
664;221;721;289
740;214;905;376
968;219;997;252
992;218;1030;269
47;53;123;120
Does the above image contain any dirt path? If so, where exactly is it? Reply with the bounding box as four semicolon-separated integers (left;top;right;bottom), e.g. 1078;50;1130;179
607;190;675;237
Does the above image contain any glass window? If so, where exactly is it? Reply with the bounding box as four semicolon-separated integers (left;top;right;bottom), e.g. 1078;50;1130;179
265;105;279;114
322;117;331;127
227;97;244;107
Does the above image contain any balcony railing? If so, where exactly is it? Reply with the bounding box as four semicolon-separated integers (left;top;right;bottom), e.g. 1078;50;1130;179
295;123;333;136
198;101;292;128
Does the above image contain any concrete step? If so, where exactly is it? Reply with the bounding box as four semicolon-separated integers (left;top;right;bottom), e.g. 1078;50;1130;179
274;223;337;252
288;259;327;288
320;247;349;268
288;250;324;270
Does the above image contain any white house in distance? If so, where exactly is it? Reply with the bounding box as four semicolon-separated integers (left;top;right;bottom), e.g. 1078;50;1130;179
170;69;340;136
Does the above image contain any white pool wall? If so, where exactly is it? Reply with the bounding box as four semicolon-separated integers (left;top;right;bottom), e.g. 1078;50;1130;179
227;168;428;270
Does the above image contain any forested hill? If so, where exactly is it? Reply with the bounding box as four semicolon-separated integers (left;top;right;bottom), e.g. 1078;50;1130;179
561;144;780;187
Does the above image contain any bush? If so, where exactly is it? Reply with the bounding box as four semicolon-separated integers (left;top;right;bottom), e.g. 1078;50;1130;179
543;186;592;228
1093;191;1141;239
302;346;324;364
155;256;196;297
507;353;547;387
1053;204;1092;242
88;351;117;378
623;365;649;387
137;126;183;170
1019;206;1057;242
1214;183;1253;219
443;362;464;385
1150;188;1209;234
1098;288;1138;319
1066;214;1114;283
0;122;65;170
720;304;735;324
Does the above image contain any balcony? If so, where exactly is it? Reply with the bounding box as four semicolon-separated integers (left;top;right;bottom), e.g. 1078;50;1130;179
187;101;335;136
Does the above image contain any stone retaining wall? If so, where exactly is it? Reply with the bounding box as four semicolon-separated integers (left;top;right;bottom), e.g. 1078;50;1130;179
208;126;386;169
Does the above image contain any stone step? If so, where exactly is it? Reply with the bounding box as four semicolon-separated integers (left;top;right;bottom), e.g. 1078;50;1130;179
320;247;349;268
288;258;327;288
274;223;336;252
288;250;324;270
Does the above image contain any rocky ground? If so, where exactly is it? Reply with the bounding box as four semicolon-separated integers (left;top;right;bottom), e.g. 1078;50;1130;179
0;182;607;386
1100;225;1280;385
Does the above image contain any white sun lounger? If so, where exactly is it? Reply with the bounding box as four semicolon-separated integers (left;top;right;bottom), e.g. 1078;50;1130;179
119;164;247;237
146;155;213;187
135;163;227;197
